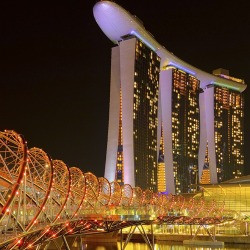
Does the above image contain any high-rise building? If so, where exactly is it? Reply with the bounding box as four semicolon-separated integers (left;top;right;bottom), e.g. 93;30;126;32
166;68;200;193
104;37;160;192
155;66;200;194
93;1;246;194
199;69;245;184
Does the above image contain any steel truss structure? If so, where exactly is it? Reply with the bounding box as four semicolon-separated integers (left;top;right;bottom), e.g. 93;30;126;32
0;130;236;249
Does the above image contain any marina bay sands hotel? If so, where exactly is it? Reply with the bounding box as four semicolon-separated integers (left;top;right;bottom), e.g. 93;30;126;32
93;1;247;194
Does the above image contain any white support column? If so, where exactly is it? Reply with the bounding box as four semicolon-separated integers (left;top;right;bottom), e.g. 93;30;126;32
104;46;121;182
120;38;137;187
204;87;218;184
160;69;175;194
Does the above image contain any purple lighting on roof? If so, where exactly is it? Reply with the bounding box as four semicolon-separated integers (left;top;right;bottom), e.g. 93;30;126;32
168;62;196;76
130;30;156;51
93;1;246;92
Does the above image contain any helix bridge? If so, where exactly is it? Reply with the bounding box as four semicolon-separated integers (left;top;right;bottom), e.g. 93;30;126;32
0;130;232;250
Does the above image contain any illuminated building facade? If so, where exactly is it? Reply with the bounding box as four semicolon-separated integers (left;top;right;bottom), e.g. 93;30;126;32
172;69;200;193
199;69;245;183
214;86;244;181
115;89;124;183
93;1;247;194
159;68;200;194
157;125;165;192
104;37;160;191
200;144;211;184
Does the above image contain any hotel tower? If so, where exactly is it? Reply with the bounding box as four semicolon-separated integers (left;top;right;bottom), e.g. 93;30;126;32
93;1;246;194
103;37;160;191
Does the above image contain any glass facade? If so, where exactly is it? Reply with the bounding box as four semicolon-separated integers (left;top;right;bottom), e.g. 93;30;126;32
200;143;211;184
111;38;244;195
197;183;250;216
158;125;166;192
133;40;160;191
114;38;160;192
116;89;124;184
171;69;200;193
214;86;244;182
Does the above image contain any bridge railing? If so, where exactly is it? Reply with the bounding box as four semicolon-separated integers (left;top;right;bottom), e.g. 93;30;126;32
0;129;230;249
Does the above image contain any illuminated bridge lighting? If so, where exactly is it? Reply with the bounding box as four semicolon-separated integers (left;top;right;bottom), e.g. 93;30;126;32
0;129;232;249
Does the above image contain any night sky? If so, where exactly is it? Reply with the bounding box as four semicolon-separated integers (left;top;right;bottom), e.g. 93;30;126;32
1;0;250;177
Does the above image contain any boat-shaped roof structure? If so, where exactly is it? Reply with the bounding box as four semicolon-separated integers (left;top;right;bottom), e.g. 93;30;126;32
93;0;246;92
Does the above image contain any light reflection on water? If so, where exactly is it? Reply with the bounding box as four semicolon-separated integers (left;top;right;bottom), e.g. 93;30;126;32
79;242;250;250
